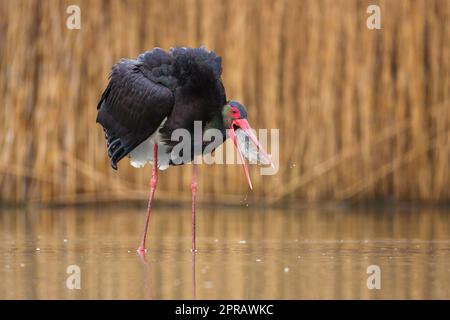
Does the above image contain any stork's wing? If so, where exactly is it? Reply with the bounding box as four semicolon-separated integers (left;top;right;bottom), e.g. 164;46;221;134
159;47;226;148
96;58;175;169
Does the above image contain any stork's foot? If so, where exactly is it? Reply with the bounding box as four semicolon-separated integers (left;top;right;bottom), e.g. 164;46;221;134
137;248;148;263
137;247;148;261
137;246;147;254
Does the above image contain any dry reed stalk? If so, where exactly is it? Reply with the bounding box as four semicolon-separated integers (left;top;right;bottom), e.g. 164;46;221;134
0;0;449;205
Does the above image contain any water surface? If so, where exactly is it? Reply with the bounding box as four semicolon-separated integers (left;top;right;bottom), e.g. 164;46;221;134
0;205;449;299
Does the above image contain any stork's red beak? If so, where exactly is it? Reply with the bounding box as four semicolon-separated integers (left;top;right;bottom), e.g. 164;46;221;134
229;118;273;190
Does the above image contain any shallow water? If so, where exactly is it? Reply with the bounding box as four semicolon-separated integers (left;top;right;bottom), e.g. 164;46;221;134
0;205;449;299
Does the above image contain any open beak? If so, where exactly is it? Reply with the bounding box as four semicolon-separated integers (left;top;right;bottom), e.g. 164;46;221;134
229;118;273;190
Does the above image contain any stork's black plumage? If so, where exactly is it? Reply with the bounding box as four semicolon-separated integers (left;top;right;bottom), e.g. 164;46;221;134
96;47;226;169
96;47;271;254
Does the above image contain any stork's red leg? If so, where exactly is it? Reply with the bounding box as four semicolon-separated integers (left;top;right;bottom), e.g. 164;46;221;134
191;163;198;252
137;144;159;253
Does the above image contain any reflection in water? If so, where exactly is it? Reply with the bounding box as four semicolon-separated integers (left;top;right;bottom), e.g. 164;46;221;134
192;253;197;300
0;205;449;299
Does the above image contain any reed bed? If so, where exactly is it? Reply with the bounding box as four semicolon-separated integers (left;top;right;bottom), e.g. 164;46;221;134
0;0;449;205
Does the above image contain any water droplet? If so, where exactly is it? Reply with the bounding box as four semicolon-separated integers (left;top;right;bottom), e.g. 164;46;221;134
214;239;219;243
63;239;68;243
35;248;40;251
20;263;25;268
284;267;290;273
256;259;262;262
239;240;247;244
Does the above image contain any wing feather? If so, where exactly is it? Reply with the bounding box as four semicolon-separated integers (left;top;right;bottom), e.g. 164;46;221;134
96;58;174;169
96;47;227;169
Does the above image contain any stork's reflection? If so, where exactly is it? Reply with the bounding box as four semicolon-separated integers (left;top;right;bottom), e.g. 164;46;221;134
192;252;197;300
138;251;153;300
138;251;197;300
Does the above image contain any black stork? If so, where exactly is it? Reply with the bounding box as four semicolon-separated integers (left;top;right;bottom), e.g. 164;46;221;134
96;47;272;254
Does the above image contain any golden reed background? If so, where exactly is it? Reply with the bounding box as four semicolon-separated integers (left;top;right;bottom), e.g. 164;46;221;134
0;0;449;205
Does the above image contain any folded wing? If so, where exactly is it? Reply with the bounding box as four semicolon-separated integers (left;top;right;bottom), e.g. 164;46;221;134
96;56;175;169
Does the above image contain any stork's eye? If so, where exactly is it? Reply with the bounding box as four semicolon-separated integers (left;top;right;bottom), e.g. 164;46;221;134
230;106;241;119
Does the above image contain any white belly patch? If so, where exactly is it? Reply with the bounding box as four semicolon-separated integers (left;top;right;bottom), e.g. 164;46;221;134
128;118;171;170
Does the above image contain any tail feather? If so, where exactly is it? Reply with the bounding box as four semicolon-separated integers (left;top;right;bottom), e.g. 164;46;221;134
103;128;127;170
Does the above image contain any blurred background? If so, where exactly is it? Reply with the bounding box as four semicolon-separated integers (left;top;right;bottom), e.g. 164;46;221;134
1;0;450;301
0;0;449;206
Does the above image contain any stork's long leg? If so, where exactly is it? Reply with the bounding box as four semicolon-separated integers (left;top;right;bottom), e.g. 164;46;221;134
191;163;198;252
137;144;159;253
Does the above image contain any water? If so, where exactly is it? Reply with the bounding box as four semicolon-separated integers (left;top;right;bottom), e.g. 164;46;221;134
0;205;449;299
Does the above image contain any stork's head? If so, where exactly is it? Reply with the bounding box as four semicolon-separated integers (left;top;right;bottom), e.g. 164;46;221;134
222;100;273;190
222;100;248;128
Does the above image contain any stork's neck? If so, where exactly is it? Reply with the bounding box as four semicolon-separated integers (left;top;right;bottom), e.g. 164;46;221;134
205;112;227;138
